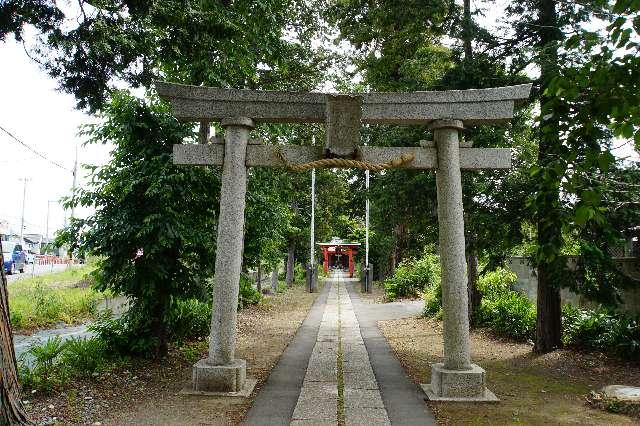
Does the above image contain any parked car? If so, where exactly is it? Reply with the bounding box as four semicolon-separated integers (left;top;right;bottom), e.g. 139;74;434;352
25;250;36;264
2;242;26;275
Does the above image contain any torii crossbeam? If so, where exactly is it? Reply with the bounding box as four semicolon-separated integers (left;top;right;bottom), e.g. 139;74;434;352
158;81;531;402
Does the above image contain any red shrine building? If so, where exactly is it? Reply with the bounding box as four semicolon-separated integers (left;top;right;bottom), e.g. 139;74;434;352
318;237;361;278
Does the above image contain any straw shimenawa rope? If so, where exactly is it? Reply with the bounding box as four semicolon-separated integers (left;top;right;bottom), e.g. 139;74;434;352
276;148;416;172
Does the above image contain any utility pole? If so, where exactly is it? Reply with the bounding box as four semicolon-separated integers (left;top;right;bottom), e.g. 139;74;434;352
310;169;315;265
66;145;79;265
19;178;30;242
45;200;57;251
307;136;317;292
365;170;369;268
363;170;373;292
70;145;78;221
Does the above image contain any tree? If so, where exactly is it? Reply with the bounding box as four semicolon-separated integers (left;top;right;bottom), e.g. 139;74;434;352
503;0;634;352
0;240;30;424
532;0;565;354
542;0;640;307
3;0;328;357
244;167;293;284
329;0;536;301
59;92;220;357
0;0;326;111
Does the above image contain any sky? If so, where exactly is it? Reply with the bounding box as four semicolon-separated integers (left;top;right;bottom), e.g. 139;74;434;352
0;36;111;239
0;0;637;239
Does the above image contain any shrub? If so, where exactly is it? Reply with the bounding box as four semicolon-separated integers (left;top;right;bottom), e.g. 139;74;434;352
61;337;108;378
294;263;306;284
422;280;442;317
384;253;440;300
467;267;640;360
19;337;68;392
92;276;259;357
239;274;262;308
477;291;536;341
26;336;66;371
89;308;159;357
168;298;211;342
562;305;640;359
477;268;517;299
19;336;114;392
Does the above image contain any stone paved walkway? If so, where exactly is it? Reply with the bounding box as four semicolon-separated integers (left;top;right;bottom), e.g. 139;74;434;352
243;272;434;425
291;272;390;425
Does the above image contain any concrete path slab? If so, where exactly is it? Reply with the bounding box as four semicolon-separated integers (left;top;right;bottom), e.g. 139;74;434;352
346;282;437;426
242;283;330;426
290;272;391;425
243;272;433;425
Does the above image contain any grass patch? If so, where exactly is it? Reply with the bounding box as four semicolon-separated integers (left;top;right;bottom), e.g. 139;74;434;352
8;265;103;331
10;265;96;289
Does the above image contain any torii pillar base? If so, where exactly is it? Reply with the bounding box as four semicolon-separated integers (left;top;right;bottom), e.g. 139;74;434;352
192;358;246;393
421;363;498;402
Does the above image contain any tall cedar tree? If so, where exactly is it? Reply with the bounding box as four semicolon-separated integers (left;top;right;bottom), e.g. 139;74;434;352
535;0;564;353
504;0;620;352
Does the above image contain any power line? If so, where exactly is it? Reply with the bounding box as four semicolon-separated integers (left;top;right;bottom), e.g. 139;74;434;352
0;124;72;172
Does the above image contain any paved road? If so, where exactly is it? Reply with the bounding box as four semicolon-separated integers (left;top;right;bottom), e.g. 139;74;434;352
7;263;79;284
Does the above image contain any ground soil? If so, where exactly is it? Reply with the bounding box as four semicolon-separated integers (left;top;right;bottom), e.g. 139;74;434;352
358;282;386;304
379;316;640;425
22;283;319;425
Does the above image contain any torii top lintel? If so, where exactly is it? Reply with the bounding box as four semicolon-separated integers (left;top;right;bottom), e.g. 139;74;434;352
156;82;532;126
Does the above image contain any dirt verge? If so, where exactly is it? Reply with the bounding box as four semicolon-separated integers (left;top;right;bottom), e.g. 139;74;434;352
22;284;319;425
379;316;640;425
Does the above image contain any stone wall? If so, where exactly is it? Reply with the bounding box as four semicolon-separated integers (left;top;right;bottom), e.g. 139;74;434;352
506;256;640;315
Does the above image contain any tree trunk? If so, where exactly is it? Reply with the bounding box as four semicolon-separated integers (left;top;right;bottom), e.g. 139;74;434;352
389;251;396;276
151;281;170;358
1;240;30;424
286;241;295;287
462;0;473;61
256;261;262;293
534;0;563;353
198;121;210;144
393;223;407;265
466;252;481;326
535;263;562;351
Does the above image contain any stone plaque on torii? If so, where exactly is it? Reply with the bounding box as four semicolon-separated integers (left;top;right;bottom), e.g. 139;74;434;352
157;81;531;402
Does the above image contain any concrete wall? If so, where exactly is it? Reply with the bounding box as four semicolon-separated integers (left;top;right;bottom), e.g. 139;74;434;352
507;256;640;315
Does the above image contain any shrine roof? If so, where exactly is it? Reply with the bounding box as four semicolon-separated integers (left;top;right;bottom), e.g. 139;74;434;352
317;237;361;247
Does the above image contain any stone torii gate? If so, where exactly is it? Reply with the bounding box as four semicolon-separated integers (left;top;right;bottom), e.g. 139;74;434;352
157;81;531;401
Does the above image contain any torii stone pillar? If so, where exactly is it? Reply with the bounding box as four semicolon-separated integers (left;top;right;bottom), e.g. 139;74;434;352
192;117;253;393
434;120;471;370
420;120;497;401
